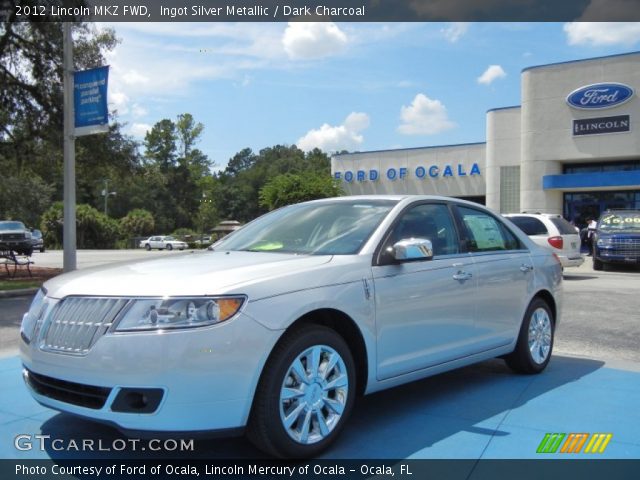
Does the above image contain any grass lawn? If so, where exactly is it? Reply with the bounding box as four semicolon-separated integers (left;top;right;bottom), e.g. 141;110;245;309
0;279;42;290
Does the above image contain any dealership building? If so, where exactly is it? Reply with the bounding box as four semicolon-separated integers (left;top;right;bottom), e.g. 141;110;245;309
331;52;640;224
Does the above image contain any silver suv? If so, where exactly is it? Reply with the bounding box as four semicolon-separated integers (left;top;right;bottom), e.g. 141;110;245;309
505;213;584;268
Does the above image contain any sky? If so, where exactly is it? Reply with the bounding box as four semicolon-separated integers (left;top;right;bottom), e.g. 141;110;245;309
100;22;640;170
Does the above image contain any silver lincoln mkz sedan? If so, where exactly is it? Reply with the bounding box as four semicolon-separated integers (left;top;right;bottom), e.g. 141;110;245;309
21;196;562;457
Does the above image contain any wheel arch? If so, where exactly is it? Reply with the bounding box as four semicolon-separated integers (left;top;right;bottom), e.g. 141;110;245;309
255;308;369;398
531;289;557;324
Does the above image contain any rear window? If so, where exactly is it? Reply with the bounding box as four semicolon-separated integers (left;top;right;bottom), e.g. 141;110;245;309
508;216;548;236
549;217;577;235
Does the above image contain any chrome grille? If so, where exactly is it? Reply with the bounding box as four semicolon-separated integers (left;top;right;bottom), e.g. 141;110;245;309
40;297;129;355
610;238;640;256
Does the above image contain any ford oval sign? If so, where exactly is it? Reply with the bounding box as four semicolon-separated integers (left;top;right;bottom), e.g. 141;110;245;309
567;83;634;110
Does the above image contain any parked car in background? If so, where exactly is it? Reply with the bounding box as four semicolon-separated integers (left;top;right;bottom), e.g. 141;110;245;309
139;235;188;251
592;210;640;270
0;220;33;256
504;213;583;268
21;196;562;458
194;235;212;246
30;229;45;253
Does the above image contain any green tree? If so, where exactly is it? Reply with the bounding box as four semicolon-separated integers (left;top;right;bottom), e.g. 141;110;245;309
119;209;155;238
41;202;119;249
260;173;342;211
0;174;55;227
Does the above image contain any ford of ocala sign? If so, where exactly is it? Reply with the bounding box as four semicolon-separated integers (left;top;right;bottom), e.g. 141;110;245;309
567;83;634;110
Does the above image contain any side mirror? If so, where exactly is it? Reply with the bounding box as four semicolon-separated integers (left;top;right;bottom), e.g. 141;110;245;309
392;238;434;262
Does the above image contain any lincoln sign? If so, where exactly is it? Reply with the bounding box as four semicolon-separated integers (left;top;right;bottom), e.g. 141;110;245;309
573;115;630;136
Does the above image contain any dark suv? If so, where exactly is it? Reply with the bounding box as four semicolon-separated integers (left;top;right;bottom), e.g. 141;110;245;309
592;210;640;270
0;220;33;256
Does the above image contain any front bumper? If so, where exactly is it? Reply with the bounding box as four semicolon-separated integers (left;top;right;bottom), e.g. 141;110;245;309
20;311;281;432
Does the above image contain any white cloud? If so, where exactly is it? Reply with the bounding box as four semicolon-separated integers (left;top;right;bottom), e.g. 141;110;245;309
441;23;470;43
477;65;506;85
398;93;455;136
129;123;152;138
564;22;640;46
122;69;149;85
108;90;130;114
131;104;148;118
282;22;348;60
297;112;370;152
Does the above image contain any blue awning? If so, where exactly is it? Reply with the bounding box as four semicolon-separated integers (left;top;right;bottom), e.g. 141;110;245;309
543;170;640;190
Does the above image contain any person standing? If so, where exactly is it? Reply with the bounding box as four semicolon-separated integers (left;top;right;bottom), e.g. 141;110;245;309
586;216;597;255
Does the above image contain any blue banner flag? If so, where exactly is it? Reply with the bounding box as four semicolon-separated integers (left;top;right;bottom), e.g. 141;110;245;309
74;66;109;136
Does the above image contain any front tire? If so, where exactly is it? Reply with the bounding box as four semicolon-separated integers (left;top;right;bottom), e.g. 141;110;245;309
167;244;173;251
145;244;151;251
505;298;554;374
593;249;603;271
247;326;355;458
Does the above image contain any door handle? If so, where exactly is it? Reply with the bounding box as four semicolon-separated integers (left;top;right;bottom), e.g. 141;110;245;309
520;264;534;273
453;271;473;281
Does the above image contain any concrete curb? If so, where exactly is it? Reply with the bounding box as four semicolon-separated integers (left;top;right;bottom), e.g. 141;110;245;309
0;288;38;298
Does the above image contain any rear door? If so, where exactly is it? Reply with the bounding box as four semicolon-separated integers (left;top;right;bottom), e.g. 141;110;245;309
455;206;534;350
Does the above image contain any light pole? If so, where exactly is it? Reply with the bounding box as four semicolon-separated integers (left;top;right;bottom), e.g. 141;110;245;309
102;179;116;216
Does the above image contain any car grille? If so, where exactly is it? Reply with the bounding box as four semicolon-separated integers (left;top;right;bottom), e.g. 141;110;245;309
0;233;25;241
609;238;640;257
24;368;111;409
40;297;129;355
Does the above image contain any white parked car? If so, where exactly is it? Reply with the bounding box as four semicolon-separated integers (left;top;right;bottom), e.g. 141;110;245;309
504;213;584;268
139;235;187;251
21;196;562;458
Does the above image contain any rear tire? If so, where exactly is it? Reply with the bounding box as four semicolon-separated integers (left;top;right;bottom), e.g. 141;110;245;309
505;298;554;374
167;244;173;251
247;326;355;458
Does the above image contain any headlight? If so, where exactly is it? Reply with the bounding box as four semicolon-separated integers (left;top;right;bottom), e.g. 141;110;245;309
21;288;47;342
113;296;246;332
597;238;612;247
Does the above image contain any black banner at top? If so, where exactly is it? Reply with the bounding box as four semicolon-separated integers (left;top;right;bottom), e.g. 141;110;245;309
3;0;640;22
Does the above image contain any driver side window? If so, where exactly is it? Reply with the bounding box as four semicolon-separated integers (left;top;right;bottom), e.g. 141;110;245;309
387;203;460;257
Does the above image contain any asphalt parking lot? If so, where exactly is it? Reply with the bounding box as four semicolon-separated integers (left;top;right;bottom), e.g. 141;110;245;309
0;257;638;461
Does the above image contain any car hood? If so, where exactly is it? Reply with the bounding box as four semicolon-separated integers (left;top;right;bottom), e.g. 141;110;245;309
43;251;334;299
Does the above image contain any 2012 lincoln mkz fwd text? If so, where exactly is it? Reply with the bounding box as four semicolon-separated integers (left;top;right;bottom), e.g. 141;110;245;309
20;196;561;457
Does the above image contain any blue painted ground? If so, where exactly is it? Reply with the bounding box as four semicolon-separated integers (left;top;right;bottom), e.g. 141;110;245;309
1;354;639;460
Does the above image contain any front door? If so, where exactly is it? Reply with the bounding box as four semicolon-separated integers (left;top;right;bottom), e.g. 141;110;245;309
372;203;478;380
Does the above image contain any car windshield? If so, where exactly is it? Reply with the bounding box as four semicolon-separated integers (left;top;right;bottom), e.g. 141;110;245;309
0;221;25;231
213;199;397;255
598;212;640;232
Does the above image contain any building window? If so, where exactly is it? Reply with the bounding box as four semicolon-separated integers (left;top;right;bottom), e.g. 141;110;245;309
563;160;640;174
500;166;520;213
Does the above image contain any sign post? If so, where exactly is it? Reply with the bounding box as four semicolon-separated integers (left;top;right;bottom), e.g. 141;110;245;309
62;22;76;272
62;23;110;272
